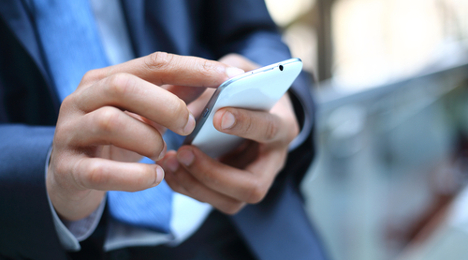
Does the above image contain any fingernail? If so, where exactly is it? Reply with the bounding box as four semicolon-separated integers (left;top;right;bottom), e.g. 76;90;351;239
183;113;196;135
226;67;244;78
166;157;180;172
153;166;165;187
156;142;167;161
221;111;236;130
178;149;194;166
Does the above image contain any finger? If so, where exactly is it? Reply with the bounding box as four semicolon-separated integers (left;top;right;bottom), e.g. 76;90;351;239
73;73;195;135
161;154;245;214
165;85;207;105
187;88;216;118
87;52;244;88
244;148;288;179
72;158;164;192
219;140;259;169
64;106;165;161
213;107;285;144
124;111;166;136
175;146;276;204
219;54;259;72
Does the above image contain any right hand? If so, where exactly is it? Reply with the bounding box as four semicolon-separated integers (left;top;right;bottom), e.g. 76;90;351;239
47;52;244;221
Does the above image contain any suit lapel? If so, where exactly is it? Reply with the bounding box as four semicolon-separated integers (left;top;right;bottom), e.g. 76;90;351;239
0;0;49;83
0;0;59;110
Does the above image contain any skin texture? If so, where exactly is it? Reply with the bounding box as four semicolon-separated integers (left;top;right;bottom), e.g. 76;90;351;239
47;52;298;221
160;54;300;214
47;52;245;221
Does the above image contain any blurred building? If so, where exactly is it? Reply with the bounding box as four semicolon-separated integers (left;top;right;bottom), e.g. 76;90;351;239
265;1;468;259
267;0;468;85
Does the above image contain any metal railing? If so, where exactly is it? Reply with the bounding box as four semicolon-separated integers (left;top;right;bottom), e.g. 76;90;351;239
302;59;468;260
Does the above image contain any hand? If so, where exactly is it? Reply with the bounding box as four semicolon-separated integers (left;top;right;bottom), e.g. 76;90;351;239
47;52;244;220
160;54;300;214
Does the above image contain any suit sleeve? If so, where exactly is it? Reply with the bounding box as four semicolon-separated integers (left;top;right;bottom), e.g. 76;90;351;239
202;0;316;187
0;11;69;258
0;125;69;260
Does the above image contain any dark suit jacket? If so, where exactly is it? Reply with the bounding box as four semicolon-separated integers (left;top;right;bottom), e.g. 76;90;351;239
0;0;327;259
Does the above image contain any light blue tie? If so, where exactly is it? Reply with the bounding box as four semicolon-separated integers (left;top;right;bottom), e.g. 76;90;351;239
31;0;174;233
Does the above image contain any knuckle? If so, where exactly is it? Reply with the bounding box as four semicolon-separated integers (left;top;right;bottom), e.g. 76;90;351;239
54;122;74;146
221;53;242;62
240;112;254;134
96;107;121;133
220;202;243;215
70;158;88;189
199;60;217;77
83;162;108;188
265;120;279;141
81;69;100;84
69;160;85;189
60;91;83;113
60;94;74;110
106;73;135;97
145;52;173;71
200;170;219;187
245;180;267;204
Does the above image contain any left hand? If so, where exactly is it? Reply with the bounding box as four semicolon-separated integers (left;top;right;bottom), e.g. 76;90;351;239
159;54;300;214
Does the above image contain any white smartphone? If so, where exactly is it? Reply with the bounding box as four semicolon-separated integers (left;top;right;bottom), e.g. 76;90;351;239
183;58;303;158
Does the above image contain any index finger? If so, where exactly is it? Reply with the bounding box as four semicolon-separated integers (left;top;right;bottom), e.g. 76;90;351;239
85;52;244;90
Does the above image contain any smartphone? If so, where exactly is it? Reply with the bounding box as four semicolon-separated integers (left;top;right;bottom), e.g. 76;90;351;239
183;58;303;158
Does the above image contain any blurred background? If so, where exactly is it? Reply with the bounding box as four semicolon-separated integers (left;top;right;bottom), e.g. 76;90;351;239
264;0;468;259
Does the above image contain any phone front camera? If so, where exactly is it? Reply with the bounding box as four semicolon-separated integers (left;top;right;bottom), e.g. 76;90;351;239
279;65;284;71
